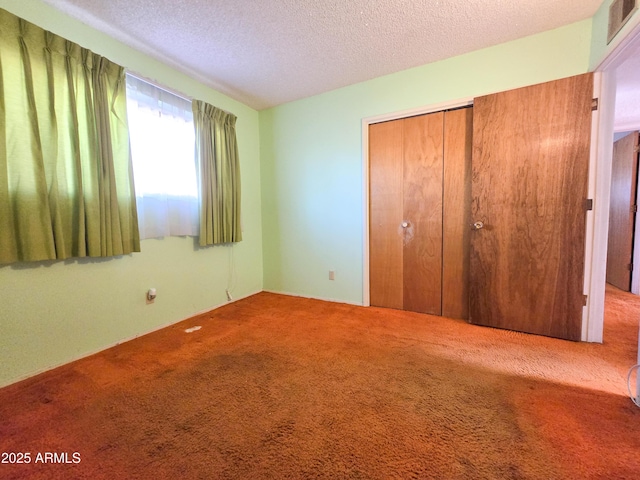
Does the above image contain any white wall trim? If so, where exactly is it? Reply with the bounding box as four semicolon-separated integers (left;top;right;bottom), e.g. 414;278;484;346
364;98;474;126
361;119;371;307
361;97;474;307
615;120;640;132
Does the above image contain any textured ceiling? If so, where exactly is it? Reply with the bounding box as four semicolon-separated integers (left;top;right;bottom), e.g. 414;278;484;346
42;0;603;110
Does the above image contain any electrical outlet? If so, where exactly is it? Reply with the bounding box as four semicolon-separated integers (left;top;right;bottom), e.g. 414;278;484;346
329;270;335;280
147;288;156;303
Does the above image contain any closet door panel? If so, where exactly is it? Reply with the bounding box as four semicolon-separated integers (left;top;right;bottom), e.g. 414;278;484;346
442;108;473;319
369;120;404;309
470;73;592;340
403;113;444;314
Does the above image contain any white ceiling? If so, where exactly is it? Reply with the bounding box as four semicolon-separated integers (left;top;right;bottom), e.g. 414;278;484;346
42;0;603;110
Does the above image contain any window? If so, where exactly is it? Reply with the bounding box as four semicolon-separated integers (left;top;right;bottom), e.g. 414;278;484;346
126;74;199;239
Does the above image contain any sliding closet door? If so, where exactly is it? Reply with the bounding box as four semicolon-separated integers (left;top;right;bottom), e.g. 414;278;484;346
470;73;593;341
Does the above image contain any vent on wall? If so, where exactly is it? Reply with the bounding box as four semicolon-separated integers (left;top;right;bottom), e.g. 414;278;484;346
608;0;638;44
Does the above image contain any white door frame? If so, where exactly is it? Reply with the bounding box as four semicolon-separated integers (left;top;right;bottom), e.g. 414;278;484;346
582;72;614;343
586;19;640;342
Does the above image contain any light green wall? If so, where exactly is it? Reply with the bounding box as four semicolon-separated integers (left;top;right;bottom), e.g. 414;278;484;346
260;20;593;305
0;0;263;387
590;0;640;69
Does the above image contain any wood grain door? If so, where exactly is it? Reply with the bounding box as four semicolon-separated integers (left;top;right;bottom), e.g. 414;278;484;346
402;113;444;314
606;132;639;291
369;120;404;309
442;108;473;319
369;109;472;317
369;113;444;315
470;73;593;341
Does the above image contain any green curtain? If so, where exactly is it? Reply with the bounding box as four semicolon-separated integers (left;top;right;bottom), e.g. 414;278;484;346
0;9;139;264
192;100;242;246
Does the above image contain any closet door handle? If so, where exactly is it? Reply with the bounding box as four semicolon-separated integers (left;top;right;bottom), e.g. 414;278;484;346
472;221;484;230
401;221;409;228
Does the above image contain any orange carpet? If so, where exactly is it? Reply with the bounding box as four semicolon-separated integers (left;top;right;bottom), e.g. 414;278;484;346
1;287;639;479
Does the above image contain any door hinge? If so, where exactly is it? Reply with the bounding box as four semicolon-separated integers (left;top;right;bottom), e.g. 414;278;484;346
628;263;634;272
584;199;594;211
592;98;599;111
583;294;588;306
633;204;638;213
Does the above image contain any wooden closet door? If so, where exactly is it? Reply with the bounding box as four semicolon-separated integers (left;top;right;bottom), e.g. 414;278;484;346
442;108;473;319
470;73;593;341
606;132;639;291
369;120;404;309
403;113;444;314
369;112;445;314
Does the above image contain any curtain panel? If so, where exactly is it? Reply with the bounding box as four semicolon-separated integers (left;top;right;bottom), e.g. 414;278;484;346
192;101;242;246
0;9;139;264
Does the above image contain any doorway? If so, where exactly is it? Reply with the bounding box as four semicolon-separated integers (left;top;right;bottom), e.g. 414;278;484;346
600;27;640;349
606;131;639;293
